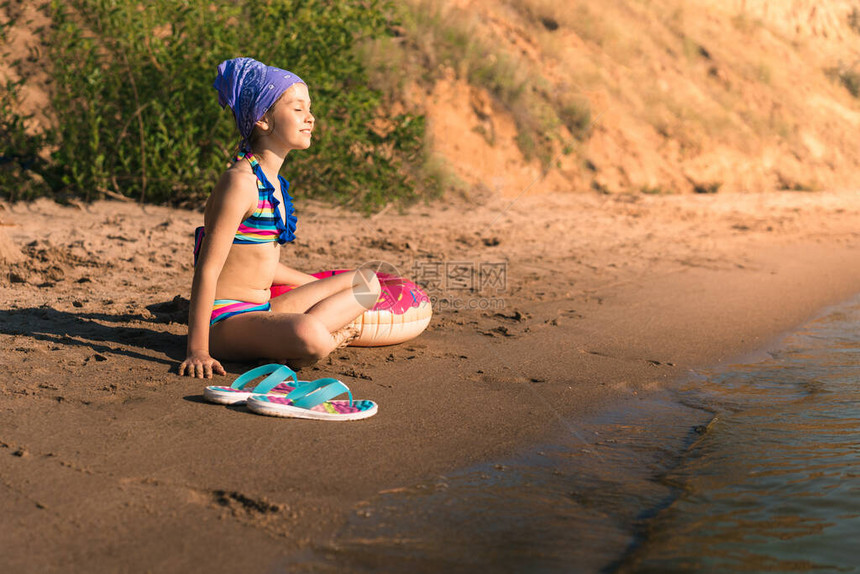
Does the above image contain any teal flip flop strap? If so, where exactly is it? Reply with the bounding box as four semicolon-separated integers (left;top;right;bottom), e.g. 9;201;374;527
286;378;353;409
231;364;298;393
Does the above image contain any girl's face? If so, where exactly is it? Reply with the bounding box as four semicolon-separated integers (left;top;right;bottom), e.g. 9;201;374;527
263;83;314;151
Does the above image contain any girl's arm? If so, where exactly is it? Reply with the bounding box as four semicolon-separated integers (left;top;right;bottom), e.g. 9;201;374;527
179;171;256;378
273;263;318;286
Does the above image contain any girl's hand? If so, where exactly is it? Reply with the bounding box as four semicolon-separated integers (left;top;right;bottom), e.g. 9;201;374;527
179;352;226;379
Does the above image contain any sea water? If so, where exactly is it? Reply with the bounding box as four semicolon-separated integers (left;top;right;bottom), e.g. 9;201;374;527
623;295;860;573
286;295;860;573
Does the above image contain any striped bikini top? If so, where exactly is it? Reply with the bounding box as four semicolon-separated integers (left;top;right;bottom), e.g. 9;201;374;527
233;151;297;244
191;151;296;266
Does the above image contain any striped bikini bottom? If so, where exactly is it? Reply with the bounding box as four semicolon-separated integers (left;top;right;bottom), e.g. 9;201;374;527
210;299;272;326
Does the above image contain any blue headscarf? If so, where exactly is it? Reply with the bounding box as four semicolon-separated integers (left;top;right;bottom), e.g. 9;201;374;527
213;57;305;151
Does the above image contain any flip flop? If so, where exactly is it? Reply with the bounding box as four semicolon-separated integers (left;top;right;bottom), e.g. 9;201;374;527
203;364;306;405
246;377;378;421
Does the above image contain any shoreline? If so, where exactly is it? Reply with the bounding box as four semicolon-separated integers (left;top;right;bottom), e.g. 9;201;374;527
1;190;859;572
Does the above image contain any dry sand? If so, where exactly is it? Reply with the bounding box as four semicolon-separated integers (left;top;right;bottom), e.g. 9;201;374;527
1;189;859;572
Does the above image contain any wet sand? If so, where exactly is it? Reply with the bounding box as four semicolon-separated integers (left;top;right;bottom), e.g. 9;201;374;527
1;190;859;572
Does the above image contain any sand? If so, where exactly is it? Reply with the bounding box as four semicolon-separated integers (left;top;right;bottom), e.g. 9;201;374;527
1;189;859;572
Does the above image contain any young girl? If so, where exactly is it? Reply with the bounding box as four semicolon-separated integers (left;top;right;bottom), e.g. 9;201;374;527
179;57;381;379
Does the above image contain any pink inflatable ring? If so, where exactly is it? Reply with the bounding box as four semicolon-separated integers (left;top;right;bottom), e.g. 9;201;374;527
270;270;432;347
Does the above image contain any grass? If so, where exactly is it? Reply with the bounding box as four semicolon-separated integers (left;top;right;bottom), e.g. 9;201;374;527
420;152;469;199
381;0;592;167
640;185;674;195
511;0;632;56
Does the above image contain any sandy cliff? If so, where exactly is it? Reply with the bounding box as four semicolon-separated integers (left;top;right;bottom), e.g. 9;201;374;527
414;0;860;197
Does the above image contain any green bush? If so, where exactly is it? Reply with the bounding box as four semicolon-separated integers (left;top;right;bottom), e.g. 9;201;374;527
0;79;53;199
0;0;428;211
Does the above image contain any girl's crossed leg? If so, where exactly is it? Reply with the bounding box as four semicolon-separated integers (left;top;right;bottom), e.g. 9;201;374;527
209;269;381;366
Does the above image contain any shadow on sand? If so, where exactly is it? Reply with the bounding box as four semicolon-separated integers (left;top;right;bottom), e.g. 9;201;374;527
0;305;185;365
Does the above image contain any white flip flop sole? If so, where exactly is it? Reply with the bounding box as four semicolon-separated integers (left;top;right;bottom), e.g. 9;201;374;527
203;382;304;405
246;394;378;421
